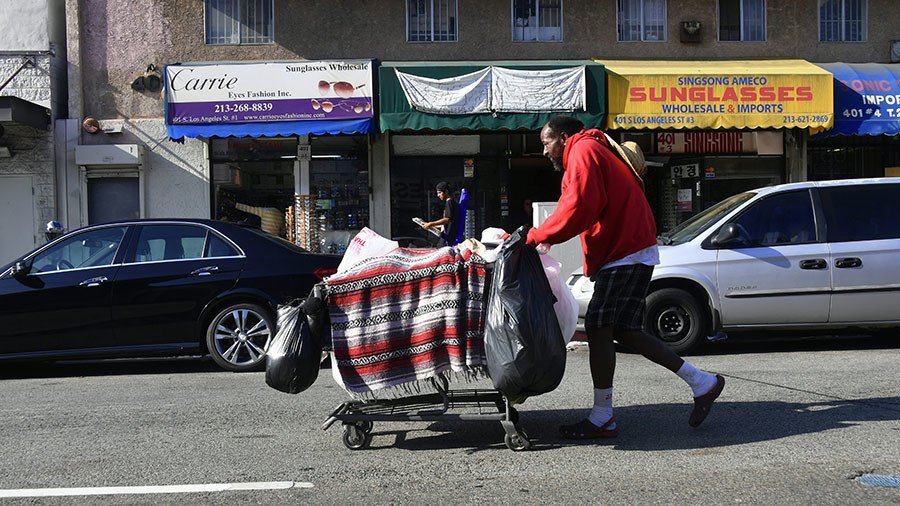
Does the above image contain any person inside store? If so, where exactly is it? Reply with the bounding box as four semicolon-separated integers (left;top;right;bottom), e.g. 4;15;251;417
418;181;459;247
526;115;725;439
511;198;535;228
216;192;261;228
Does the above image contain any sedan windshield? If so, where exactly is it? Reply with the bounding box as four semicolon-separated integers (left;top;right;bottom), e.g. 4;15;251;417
660;192;755;245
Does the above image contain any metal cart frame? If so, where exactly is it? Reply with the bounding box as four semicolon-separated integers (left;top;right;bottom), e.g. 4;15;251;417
321;375;532;451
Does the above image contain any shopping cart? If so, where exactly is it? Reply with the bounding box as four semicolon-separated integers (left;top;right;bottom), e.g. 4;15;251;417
321;374;531;451
312;260;534;452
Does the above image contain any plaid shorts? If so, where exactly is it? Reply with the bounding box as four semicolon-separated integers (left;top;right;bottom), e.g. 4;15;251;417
585;264;654;332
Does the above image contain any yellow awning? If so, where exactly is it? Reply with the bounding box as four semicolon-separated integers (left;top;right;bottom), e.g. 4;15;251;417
596;59;833;131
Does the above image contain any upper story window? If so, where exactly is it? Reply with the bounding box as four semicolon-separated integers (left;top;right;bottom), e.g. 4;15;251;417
617;0;667;42
407;0;458;42
718;0;766;41
205;0;274;45
819;0;867;42
512;0;563;42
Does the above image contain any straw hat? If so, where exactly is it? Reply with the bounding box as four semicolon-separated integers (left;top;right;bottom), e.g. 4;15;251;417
620;141;646;177
603;133;647;184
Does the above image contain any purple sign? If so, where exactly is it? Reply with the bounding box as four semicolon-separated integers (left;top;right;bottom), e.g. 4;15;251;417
165;61;374;125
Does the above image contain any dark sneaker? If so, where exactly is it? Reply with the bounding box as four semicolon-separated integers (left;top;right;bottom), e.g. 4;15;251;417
689;374;725;427
559;417;619;439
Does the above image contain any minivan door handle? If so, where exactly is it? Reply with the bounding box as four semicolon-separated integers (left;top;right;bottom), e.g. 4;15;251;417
191;266;219;276
835;257;862;268
799;259;827;270
79;276;108;287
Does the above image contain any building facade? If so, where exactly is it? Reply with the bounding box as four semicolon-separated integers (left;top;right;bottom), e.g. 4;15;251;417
64;0;900;249
0;0;66;264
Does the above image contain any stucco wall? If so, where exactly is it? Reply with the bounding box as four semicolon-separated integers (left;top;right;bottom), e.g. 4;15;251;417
79;0;900;119
0;0;50;52
79;119;210;220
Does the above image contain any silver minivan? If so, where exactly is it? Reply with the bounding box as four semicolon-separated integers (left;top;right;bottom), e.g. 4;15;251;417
567;177;900;352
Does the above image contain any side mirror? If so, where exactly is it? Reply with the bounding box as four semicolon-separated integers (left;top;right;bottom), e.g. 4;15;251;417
11;261;31;280
711;224;742;247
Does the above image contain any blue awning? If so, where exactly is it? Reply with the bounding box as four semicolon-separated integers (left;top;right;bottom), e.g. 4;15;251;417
817;63;900;136
166;117;372;140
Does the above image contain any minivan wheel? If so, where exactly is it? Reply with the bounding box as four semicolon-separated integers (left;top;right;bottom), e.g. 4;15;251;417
644;288;706;354
206;303;275;372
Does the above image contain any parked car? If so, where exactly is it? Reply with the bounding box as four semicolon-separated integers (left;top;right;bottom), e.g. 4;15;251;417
567;178;900;353
0;219;340;371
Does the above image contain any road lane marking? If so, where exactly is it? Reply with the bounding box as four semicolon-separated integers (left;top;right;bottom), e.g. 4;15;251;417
0;481;313;498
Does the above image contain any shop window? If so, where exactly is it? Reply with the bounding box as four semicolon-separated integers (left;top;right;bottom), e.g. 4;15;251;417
718;0;766;41
512;0;563;42
617;0;667;42
205;0;274;45
211;137;297;238
407;0;458;42
819;0;866;42
309;136;370;254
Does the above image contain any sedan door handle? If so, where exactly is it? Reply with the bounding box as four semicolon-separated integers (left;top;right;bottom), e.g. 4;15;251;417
799;259;827;270
79;276;108;287
191;266;219;276
835;257;862;268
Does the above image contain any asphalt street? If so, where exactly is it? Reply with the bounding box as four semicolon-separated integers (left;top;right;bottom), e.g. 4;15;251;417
1;334;898;505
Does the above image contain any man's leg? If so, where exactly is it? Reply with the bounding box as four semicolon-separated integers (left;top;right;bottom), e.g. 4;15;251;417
587;326;616;388
614;331;723;427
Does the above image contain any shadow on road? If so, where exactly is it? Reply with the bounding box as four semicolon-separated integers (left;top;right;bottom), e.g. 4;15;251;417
0;355;226;379
354;393;900;453
661;333;899;357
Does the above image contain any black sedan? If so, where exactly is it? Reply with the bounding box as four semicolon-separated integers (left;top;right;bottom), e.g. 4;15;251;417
0;219;340;372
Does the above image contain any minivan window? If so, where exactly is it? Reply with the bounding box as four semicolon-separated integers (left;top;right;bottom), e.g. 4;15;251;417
662;192;754;245
726;190;816;247
819;183;900;242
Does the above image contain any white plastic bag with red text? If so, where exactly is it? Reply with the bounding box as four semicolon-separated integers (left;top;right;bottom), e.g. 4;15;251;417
540;253;578;344
337;227;399;274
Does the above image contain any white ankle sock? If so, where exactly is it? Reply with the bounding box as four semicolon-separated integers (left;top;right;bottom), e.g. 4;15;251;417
588;387;615;428
676;361;717;397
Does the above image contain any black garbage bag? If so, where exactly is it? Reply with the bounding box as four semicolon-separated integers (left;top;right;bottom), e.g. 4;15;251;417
265;302;322;394
301;283;331;350
484;227;566;401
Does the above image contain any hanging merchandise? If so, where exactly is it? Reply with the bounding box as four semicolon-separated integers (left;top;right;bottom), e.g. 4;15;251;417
484;228;566;402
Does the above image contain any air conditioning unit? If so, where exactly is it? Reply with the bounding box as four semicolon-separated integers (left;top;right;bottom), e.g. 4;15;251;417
75;144;144;166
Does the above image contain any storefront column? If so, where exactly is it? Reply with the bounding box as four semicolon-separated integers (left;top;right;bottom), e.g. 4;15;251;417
785;128;808;183
369;132;391;238
297;134;310;194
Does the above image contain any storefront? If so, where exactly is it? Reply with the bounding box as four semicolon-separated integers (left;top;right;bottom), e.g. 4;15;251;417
598;60;833;231
378;61;606;242
809;63;900;181
165;60;374;253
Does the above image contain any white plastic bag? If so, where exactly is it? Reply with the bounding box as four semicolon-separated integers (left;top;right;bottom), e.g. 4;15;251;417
540;253;579;344
337;227;399;274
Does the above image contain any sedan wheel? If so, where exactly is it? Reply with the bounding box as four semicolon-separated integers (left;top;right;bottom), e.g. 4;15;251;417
206;303;275;372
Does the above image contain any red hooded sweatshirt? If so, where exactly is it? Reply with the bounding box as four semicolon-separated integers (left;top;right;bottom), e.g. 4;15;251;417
526;128;657;277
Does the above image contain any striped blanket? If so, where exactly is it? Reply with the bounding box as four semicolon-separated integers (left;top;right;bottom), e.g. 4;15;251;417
326;247;488;396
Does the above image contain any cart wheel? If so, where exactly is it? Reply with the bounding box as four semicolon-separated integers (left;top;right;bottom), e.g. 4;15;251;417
342;424;371;450
356;420;374;434
507;407;520;425
504;430;532;451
